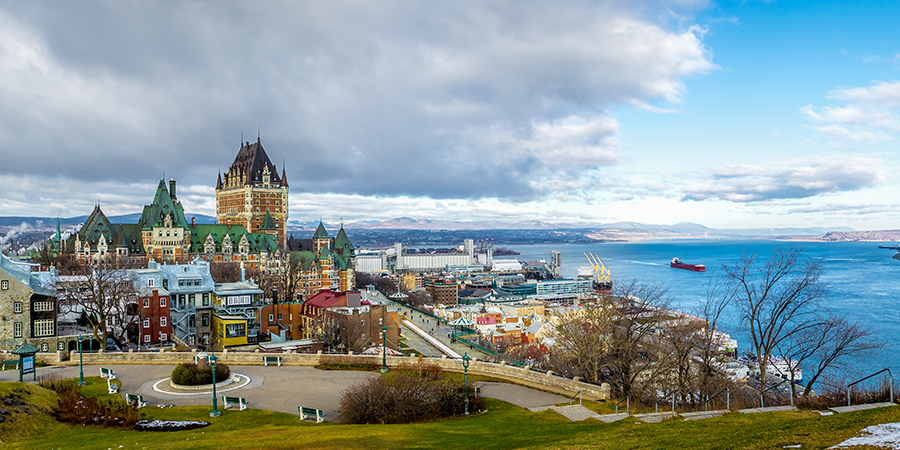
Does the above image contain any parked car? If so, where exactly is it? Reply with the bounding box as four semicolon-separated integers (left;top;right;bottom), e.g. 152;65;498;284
106;338;121;352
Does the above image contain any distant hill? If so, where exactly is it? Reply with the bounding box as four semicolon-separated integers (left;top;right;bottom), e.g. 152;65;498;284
0;214;857;242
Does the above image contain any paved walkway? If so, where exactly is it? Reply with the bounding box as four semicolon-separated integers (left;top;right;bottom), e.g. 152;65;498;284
392;302;494;360
0;363;565;422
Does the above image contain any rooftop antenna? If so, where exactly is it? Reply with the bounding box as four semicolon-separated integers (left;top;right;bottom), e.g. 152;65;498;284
257;125;260;142
241;130;243;146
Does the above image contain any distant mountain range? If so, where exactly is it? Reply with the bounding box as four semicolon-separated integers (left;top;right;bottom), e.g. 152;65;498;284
0;214;855;241
334;217;852;238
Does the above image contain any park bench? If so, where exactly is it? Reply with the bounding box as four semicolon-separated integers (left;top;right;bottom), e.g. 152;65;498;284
1;360;18;371
223;396;248;411
125;393;147;408
99;367;117;379
107;378;119;394
263;355;282;367
299;406;326;423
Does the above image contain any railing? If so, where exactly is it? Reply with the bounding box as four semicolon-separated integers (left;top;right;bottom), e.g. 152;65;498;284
655;392;675;414
760;378;791;407
705;387;730;411
569;390;582;406
847;368;894;407
615;396;629;414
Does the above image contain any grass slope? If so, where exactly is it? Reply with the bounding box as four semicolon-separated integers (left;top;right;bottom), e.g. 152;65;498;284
2;378;897;449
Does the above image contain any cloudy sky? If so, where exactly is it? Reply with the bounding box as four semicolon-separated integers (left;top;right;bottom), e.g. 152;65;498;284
1;1;899;230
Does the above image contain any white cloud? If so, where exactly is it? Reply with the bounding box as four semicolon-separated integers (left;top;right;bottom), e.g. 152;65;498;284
803;80;900;143
681;155;885;202
0;1;714;205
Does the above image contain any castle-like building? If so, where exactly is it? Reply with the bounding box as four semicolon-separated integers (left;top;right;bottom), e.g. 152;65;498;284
216;138;289;247
69;179;284;270
64;137;355;301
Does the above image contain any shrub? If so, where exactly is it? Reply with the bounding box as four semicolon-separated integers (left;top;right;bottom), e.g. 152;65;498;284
339;367;485;424
41;379;142;429
171;363;230;386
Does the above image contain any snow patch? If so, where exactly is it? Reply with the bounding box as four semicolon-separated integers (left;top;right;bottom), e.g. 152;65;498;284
831;423;900;449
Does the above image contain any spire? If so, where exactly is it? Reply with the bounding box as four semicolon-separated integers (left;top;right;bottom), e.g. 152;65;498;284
281;167;288;187
259;211;277;231
313;221;329;240
55;217;61;243
216;172;223;190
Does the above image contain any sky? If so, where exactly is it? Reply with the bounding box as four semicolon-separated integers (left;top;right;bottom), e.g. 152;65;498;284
1;1;899;230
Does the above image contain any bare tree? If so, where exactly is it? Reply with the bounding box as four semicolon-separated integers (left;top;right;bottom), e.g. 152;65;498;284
552;303;612;384
315;314;365;353
724;248;826;387
776;316;883;397
210;261;241;283
603;280;672;400
550;280;671;399
58;258;136;350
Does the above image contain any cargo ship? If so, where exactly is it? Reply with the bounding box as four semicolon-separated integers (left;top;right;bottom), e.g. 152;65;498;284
670;257;705;272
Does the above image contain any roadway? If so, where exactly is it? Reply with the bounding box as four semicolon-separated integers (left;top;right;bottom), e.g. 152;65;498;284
0;363;568;422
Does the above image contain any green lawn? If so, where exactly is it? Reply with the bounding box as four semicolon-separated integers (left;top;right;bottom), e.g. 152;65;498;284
0;378;895;449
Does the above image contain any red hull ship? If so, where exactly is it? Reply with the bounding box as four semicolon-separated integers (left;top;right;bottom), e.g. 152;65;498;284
670;257;705;272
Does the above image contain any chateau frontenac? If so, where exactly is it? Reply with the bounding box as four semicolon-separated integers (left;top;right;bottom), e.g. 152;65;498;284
62;138;354;301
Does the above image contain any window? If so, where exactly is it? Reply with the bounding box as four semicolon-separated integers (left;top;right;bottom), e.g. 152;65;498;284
143;319;150;328
189;294;195;304
268;314;274;321
14;302;22;314
160;297;167;308
160;317;167;327
203;294;209;306
14;322;22;338
202;313;209;327
34;301;54;312
144;334;151;343
161;333;168;341
143;298;149;308
34;319;53;337
278;314;283;321
148;278;155;287
225;323;246;338
1;280;7;290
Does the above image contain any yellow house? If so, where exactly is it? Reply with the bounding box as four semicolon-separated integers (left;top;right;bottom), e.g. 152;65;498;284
211;314;249;350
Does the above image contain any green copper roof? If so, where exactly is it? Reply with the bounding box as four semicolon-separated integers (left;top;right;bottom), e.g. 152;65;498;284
138;180;188;229
333;227;354;257
313;222;329;239
259;211;277;231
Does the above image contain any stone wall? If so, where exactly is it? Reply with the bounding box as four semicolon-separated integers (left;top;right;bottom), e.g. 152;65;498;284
63;349;611;401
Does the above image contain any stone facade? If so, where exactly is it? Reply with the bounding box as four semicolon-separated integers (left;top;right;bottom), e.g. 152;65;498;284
0;253;57;351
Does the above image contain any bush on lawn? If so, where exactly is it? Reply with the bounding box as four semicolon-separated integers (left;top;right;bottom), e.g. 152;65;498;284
339;366;485;424
41;377;142;429
171;363;230;386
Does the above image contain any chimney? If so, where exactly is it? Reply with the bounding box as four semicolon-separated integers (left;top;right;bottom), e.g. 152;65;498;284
191;217;196;226
348;291;361;307
169;178;176;201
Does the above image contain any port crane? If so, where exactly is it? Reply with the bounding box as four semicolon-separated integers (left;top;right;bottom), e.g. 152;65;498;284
583;252;612;290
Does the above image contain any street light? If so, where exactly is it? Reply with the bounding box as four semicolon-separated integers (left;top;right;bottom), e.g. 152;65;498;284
381;325;388;373
78;335;85;386
209;354;221;417
462;352;470;415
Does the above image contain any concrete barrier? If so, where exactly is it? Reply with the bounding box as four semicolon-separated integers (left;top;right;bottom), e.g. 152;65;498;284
60;350;611;400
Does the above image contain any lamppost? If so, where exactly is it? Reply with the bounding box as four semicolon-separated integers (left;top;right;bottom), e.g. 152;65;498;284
462;352;470;415
209;354;221;417
380;325;387;373
78;335;85;386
